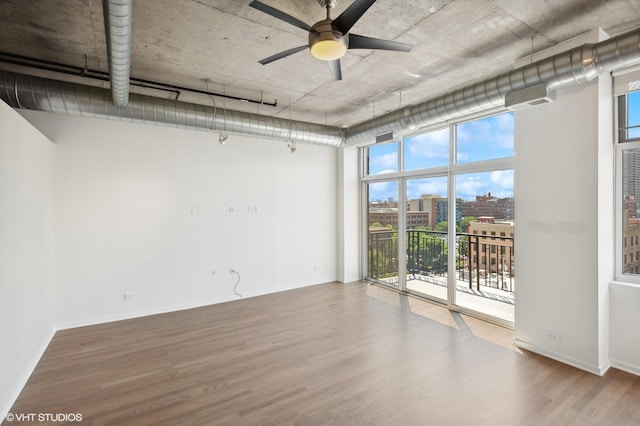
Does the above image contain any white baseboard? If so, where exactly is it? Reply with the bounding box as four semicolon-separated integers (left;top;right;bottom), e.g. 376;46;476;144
237;279;326;300
56;294;238;330
513;338;609;376
610;359;640;376
1;326;56;422
57;280;331;331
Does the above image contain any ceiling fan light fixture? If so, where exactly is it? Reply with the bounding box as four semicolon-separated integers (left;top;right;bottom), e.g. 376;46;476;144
310;38;348;61
309;20;348;61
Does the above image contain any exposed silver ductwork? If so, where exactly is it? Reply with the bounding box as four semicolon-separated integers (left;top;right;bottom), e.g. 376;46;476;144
0;71;343;146
1;27;640;148
103;0;132;107
344;27;640;145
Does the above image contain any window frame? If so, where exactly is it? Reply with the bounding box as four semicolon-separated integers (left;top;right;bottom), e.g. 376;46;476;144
615;88;640;284
361;108;515;324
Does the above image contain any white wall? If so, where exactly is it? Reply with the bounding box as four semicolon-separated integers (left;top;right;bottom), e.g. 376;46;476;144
337;146;360;283
610;282;640;375
514;79;612;374
0;102;55;417
597;73;614;369
20;110;338;328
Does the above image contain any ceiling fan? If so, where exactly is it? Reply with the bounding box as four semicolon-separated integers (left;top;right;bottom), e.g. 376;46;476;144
249;0;413;80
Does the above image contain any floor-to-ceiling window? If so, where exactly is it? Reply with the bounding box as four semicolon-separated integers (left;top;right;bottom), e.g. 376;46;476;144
366;142;400;287
616;81;640;282
363;111;515;324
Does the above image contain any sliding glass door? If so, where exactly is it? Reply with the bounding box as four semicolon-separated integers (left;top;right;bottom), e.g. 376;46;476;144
366;181;400;287
454;172;514;322
362;111;515;324
405;177;448;302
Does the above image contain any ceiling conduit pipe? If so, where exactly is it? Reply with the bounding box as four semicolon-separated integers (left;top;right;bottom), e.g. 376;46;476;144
103;0;132;107
344;27;640;146
0;70;343;146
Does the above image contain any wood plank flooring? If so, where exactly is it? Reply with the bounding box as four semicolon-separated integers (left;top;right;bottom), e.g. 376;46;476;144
5;281;640;425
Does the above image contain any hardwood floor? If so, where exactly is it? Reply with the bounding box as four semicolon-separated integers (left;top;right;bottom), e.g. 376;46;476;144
6;281;640;425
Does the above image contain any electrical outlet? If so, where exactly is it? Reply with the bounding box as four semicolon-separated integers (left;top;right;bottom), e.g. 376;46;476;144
124;292;136;301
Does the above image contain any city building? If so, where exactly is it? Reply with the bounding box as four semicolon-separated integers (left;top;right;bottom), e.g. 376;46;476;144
369;209;429;229
461;193;514;220
467;218;515;278
623;213;640;274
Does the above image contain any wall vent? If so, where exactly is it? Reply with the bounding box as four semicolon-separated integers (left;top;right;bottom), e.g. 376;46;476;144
375;131;395;144
505;83;556;110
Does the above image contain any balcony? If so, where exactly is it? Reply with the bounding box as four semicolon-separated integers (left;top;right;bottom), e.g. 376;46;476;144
368;229;515;321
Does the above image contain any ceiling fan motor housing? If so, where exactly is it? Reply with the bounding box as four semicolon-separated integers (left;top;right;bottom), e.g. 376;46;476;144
309;19;349;61
317;0;337;9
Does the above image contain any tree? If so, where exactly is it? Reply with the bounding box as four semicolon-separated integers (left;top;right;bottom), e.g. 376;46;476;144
435;221;448;232
458;216;478;233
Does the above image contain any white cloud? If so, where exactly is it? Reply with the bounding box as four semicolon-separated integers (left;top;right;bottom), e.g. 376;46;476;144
456;152;470;162
455;170;514;200
407;178;447;199
370;152;398;173
456;177;488;199
369;181;397;201
488;170;514;197
406;128;449;160
456;112;514;160
490;169;514;187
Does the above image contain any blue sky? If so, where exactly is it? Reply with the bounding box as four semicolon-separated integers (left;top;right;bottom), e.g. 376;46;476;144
629;90;640;139
368;112;514;201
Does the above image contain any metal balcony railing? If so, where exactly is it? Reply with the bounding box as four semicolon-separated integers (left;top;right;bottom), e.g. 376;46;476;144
368;229;515;293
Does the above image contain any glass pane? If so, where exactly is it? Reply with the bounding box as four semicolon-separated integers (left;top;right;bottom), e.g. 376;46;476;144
628;91;640;140
405;177;448;300
367;181;399;286
456;112;514;163
367;142;398;175
622;149;640;275
404;128;449;170
454;171;514;322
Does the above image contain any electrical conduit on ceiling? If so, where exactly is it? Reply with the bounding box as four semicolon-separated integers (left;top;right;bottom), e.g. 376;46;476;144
1;28;640;146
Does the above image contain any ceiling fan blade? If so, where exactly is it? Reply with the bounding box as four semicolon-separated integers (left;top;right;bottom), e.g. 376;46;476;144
259;45;309;65
333;0;377;34
327;59;342;81
348;33;413;52
249;1;312;32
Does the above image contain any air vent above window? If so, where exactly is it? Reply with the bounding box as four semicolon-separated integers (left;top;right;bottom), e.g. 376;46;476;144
376;131;395;144
505;83;556;110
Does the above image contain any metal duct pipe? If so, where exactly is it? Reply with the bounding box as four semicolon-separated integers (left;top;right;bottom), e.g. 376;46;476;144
345;27;640;146
103;0;132;107
0;70;343;147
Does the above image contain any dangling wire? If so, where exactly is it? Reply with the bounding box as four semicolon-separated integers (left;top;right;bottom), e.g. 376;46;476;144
288;96;292;140
530;35;535;64
223;85;227;132
287;97;296;153
205;79;217;131
230;269;242;298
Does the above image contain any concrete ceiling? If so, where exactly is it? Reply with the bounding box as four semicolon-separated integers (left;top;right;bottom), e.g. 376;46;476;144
1;0;640;128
